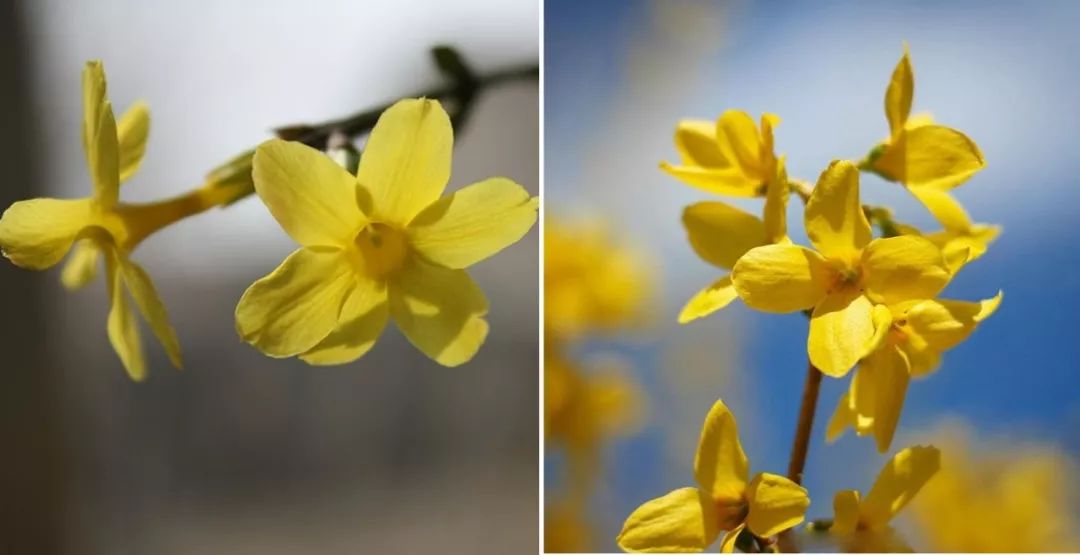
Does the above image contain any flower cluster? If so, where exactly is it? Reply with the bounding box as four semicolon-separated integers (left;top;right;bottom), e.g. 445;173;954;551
619;45;1002;552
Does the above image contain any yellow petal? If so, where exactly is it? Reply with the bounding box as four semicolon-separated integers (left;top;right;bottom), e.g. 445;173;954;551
808;291;875;377
682;201;765;270
299;277;389;366
408;177;538;269
235;247;356;358
0;198;96;270
675;119;729;168
871;124;985;189
865;303;894;357
760;113;781;159
116;254;182;369
885;46;913;137
104;250;146;381
860;236;950;305
860;445;941;529
903;291;1002;351
719;523;746;554
716;110;763;177
826;391;855;443
389;257;488;367
745;472;810;538
858;345;911;453
61;239;101;290
805;160;871;261
731;244;829;313
694;399;749;501
659;162;761;197
831;490;861;535
252;139;364;248
356;98;452;226
903;343;942;378
117;101;150;183
617;487;721;553
82;61;120;208
678;275;738;324
907;186;971;232
763;157;789;244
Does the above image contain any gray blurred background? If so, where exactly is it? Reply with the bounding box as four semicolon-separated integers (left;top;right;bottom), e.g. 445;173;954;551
0;1;539;553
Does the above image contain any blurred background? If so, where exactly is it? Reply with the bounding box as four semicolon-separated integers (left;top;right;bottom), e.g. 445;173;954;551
544;0;1080;552
0;0;538;553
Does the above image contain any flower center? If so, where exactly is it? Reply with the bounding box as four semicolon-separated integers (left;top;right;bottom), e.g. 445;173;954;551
354;222;409;279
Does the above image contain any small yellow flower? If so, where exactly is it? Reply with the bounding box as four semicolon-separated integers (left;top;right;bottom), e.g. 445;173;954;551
235;98;538;367
864;46;986;200
731;160;951;377
617;399;809;553
826;293;1001;452
829;445;940;552
0;60;188;381
661;111;781;198
678;157;789;323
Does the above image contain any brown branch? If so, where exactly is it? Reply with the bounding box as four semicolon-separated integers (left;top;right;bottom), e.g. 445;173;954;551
778;359;824;552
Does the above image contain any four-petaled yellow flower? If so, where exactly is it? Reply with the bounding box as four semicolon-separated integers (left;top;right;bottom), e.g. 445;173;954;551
731;160;952;377
661;111;782;198
829;445;940;552
0;60;208;381
828;292;1001;452
235;98;538;367
617;399;809;553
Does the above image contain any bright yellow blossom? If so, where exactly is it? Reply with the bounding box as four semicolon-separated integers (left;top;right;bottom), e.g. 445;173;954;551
909;424;1080;552
661;111;781;198
235;98;538;367
829;445;940;552
731;160;951;377
0;61;220;380
826;292;1001;452
864;47;986;208
903;187;1000;270
617;399;809;553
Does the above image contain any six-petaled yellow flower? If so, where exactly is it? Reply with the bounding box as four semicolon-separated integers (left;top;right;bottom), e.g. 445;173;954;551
235;98;538;367
731;160;951;377
828;292;1001;451
617;399;809;553
0;60;223;380
829;445;940;552
661;111;782;198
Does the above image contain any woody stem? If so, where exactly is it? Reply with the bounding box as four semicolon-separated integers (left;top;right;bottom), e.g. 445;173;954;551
777;359;823;552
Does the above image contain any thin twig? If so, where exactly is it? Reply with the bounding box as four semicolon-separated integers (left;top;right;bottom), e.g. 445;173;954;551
777;359;824;553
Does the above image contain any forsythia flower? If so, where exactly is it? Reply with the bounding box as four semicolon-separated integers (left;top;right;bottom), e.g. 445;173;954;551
0;60;190;381
731;160;951;377
235;98;538;367
909;425;1080;552
901;187;1000;270
678;158;789;323
826;292;1001;452
617;399;809;553
661;111;781;198
830;445;940;552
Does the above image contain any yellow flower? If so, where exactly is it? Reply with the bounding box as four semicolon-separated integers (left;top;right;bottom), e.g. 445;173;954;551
864;46;986;206
678;157;789;323
544;218;652;339
731;160;951;377
235;98;538;367
909;425;1080;552
826;292;1001;452
829;445;940;552
0;60;205;381
617;399;809;553
902;187;1000;271
661;111;781;198
545;502;595;553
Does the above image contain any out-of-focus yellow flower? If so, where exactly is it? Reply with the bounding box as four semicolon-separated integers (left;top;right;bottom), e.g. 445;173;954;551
661;111;781;198
235;99;538;367
0;60;209;380
545;501;595;553
678;158;789;324
864;46;985;195
827;292;1001;452
545;218;651;339
617;400;809;553
731;160;951;377
829;445;940;552
903;187;1000;271
908;425;1080;552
